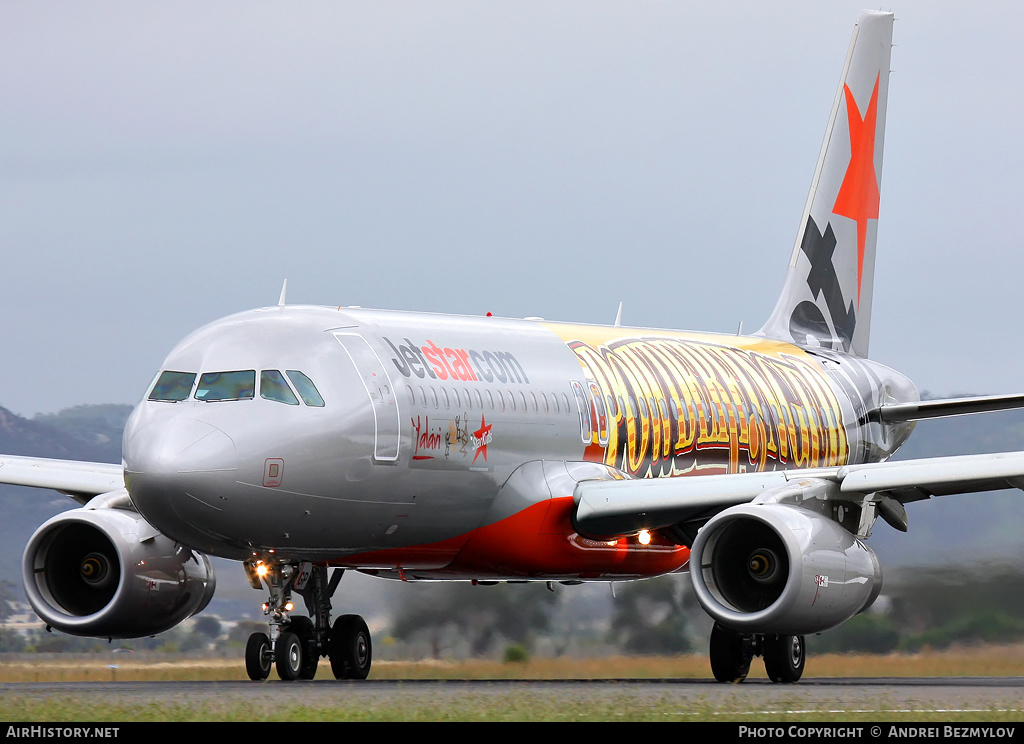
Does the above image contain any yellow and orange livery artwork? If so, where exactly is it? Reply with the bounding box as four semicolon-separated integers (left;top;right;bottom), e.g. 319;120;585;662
553;325;850;478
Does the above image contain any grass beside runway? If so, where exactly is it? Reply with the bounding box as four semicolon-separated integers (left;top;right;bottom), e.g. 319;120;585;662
2;646;1024;722
4;643;1024;682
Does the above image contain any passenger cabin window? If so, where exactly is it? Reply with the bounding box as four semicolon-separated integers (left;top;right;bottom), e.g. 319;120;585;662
148;371;196;402
196;371;255;402
260;370;299;405
286;370;325;407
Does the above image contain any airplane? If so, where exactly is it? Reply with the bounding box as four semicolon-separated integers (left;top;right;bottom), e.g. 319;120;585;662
4;9;1024;684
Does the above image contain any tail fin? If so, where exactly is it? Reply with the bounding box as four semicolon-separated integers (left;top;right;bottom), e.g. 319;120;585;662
758;10;893;358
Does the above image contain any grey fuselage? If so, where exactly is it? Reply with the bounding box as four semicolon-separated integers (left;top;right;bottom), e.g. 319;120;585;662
122;305;917;579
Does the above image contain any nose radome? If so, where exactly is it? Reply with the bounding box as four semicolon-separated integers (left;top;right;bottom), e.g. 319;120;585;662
125;418;237;477
123;417;238;545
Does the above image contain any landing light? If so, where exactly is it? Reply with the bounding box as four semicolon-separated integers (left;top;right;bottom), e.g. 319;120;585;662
256;563;268;578
638;530;651;545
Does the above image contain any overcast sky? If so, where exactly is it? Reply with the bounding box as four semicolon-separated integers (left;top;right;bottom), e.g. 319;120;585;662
2;1;1022;417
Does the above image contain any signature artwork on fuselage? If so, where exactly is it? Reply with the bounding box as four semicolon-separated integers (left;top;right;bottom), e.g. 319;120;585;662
408;409;496;471
410;411;492;471
554;325;850;478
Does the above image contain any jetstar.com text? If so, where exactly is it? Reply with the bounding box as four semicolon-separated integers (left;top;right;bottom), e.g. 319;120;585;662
385;337;529;385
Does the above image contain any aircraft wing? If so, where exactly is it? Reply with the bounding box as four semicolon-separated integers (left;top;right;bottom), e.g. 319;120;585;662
573;451;1024;540
0;455;124;503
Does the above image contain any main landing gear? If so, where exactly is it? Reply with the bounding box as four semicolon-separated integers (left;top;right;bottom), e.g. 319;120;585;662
709;622;805;683
242;561;372;681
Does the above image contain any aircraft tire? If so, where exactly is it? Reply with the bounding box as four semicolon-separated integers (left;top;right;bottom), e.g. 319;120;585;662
245;632;272;681
275;631;303;681
329;614;372;680
763;634;805;683
286;616;320;680
709;623;750;683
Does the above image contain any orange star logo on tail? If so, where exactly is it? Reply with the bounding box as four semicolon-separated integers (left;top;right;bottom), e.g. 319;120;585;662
832;72;881;308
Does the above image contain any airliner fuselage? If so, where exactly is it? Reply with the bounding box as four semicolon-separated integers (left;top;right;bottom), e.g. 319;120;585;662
123;304;917;579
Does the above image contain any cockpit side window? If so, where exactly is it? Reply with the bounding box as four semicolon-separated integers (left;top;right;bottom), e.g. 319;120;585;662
286;370;325;407
196;370;256;401
260;370;299;405
148;371;196;402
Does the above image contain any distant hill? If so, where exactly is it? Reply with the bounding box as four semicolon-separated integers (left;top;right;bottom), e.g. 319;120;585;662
0;404;131;463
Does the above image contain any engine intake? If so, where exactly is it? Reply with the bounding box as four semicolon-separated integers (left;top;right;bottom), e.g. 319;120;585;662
689;503;881;635
23;503;216;638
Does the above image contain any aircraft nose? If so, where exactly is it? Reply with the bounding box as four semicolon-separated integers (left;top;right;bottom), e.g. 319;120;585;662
126;417;236;474
124;417;238;545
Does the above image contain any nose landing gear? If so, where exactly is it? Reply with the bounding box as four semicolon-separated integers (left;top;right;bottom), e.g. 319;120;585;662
242;560;373;681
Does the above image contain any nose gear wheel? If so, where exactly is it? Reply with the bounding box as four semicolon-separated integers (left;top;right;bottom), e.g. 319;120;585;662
244;632;272;681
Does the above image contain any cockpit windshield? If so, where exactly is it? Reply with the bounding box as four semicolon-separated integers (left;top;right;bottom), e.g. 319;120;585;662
147;368;324;406
196;371;256;402
286;370;325;407
148;371;196;402
260;370;299;405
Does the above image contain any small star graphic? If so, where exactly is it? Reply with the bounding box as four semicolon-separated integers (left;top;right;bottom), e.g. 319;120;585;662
473;415;492;462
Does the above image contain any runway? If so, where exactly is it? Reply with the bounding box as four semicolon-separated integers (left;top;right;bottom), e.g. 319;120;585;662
3;677;1023;720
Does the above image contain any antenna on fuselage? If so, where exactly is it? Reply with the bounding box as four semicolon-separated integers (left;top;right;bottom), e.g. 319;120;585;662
278;279;288;308
614;302;623;327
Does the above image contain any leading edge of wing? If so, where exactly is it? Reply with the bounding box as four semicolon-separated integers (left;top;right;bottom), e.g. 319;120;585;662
573;451;1024;539
838;450;1024;500
0;455;124;503
573;470;798;539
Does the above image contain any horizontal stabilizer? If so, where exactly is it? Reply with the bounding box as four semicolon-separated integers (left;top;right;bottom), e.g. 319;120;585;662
877;394;1024;423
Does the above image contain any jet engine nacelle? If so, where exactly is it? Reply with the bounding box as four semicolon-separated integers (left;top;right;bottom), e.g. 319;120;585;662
22;501;216;638
688;503;881;635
